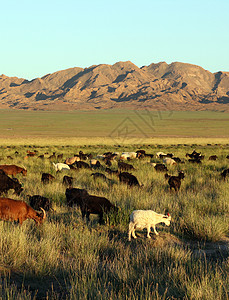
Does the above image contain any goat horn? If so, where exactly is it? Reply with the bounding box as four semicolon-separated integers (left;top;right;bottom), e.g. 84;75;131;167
40;207;46;220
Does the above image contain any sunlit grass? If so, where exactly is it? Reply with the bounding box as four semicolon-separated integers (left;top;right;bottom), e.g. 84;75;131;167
0;141;228;298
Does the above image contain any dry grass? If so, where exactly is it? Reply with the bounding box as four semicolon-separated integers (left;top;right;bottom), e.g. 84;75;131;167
0;141;228;299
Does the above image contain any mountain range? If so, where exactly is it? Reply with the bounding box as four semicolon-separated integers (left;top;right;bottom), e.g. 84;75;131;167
1;61;229;111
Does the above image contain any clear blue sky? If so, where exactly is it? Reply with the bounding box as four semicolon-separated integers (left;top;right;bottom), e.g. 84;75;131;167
1;0;229;80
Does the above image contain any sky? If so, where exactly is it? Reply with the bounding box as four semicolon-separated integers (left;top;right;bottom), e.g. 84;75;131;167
1;0;229;80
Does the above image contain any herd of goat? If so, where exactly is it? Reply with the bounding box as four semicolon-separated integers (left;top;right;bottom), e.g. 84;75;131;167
0;148;228;240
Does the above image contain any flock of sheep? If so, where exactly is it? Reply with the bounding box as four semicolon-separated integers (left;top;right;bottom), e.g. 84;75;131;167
0;147;228;240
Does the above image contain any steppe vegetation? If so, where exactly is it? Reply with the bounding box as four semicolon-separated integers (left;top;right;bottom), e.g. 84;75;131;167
0;141;228;299
0;110;229;140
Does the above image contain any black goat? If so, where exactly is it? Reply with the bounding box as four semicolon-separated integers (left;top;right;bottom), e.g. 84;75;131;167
153;163;168;172
118;161;135;171
65;187;89;207
41;173;55;184
119;172;142;187
91;173;111;182
173;157;182;163
0;173;23;195
221;169;229;180
65;188;118;224
80;195;119;224
104;158;112;167
188;158;202;164
167;171;185;192
209;155;218;161
63;175;74;187
105;167;119;175
28;195;52;211
74;161;91;169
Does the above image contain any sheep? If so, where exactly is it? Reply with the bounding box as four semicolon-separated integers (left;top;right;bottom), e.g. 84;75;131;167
163;157;177;166
167;171;185;192
53;163;70;172
128;210;171;241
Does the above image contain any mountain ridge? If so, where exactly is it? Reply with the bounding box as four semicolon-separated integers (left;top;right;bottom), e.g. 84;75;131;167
1;61;229;111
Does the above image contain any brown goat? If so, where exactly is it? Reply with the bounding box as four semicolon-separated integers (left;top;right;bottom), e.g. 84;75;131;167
0;165;27;176
0;197;46;225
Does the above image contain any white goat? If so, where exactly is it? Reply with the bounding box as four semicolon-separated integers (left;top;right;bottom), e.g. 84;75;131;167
128;210;171;241
96;155;105;159
120;152;137;160
90;159;99;165
156;151;167;158
163;157;176;166
53;162;70;172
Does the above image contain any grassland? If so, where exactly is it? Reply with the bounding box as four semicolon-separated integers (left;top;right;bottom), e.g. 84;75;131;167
0;141;228;299
0;110;229;142
0;110;228;299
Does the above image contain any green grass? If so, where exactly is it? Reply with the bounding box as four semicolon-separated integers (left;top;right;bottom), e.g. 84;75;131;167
0;142;228;298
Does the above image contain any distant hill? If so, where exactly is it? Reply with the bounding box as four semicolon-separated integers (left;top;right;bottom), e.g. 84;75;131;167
1;61;229;111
